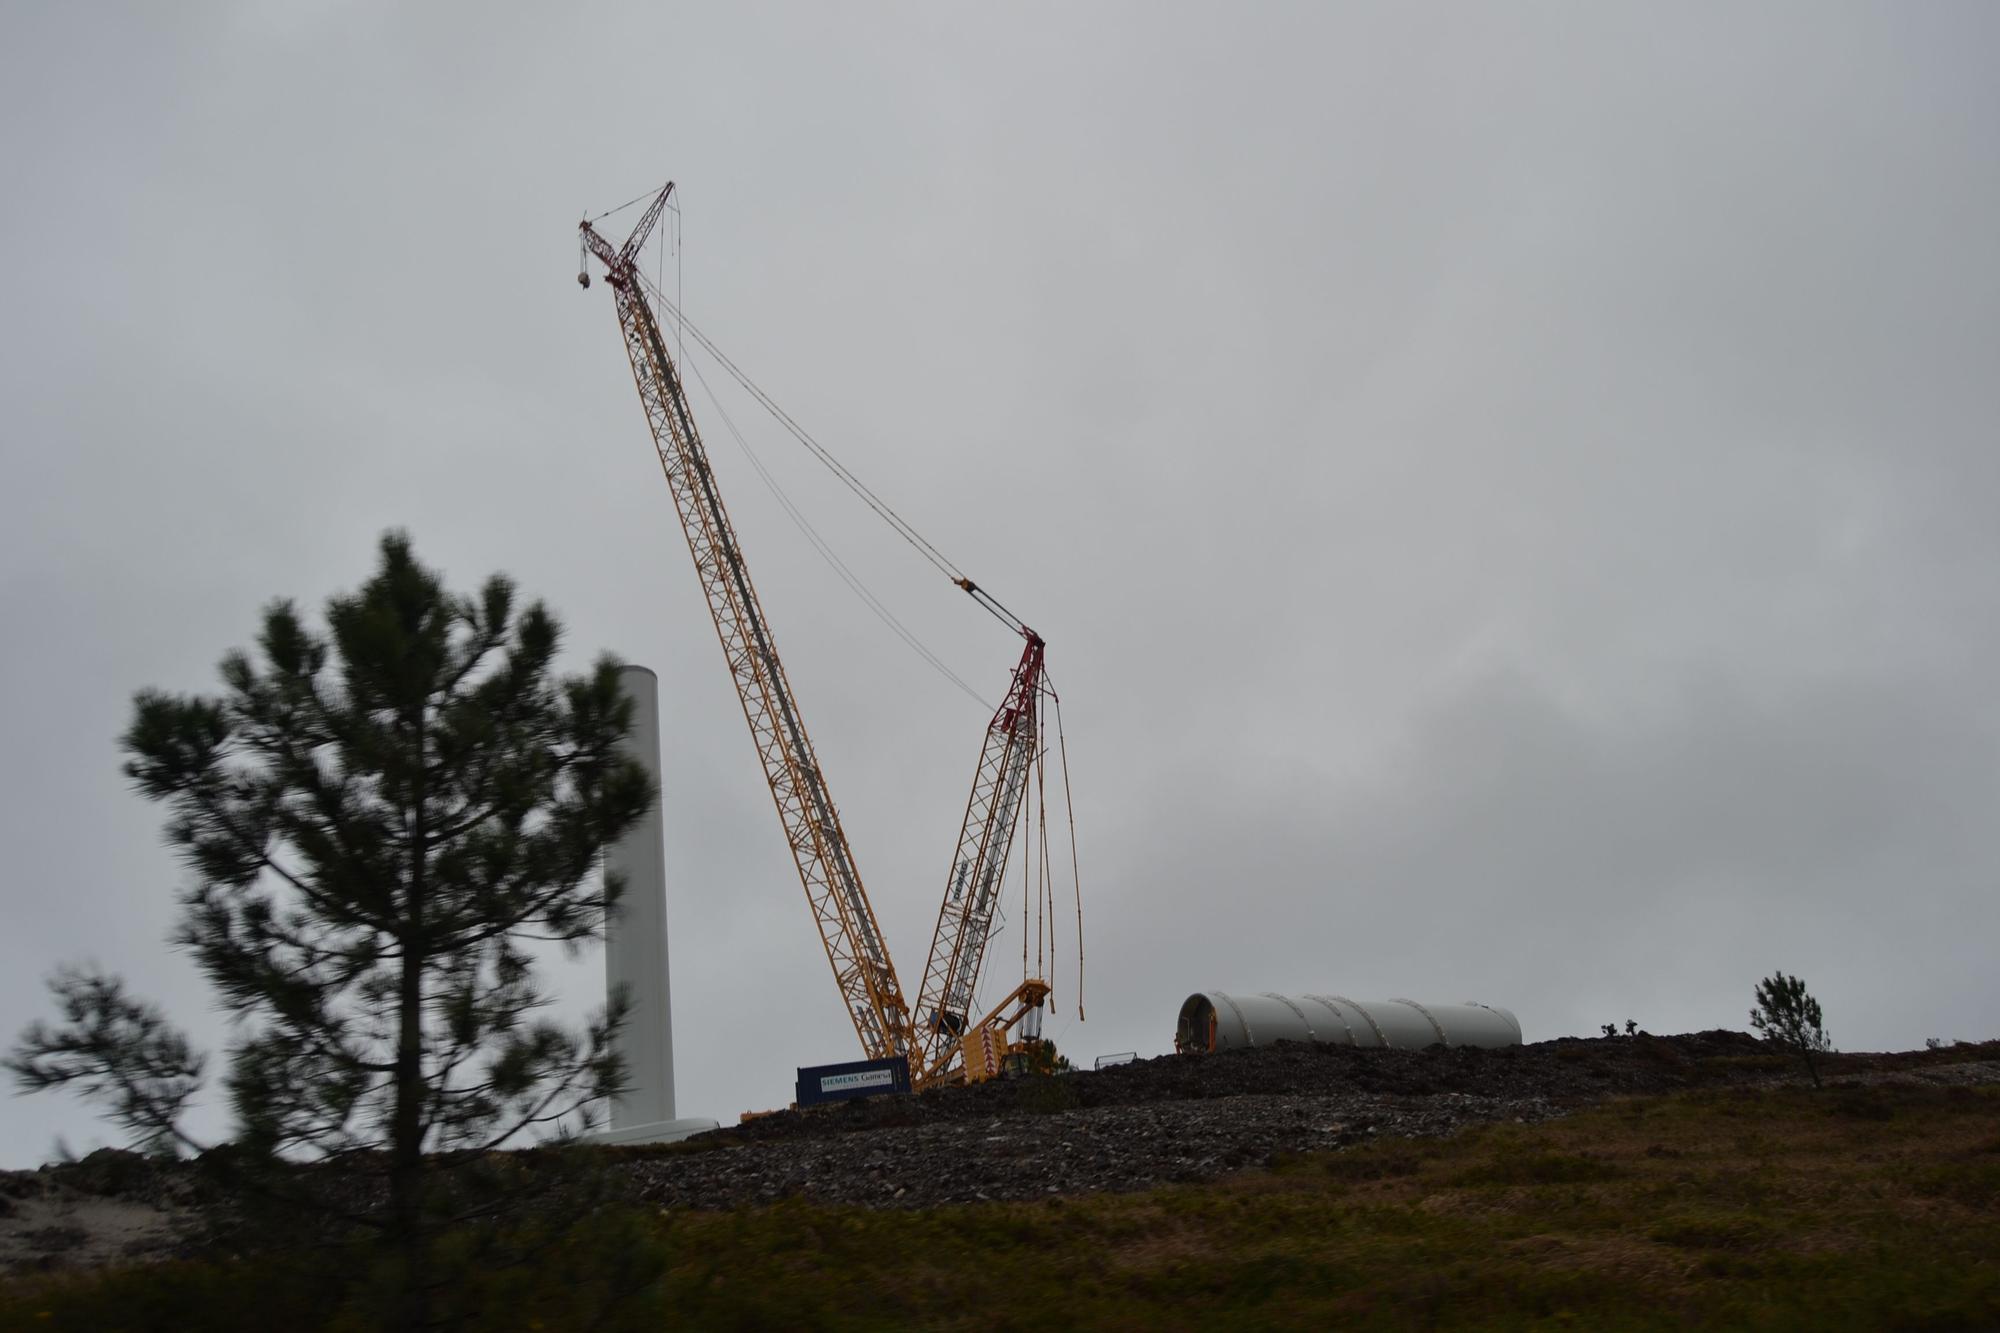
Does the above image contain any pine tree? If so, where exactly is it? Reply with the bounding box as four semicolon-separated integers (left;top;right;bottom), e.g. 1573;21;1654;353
8;532;652;1325
1750;970;1832;1088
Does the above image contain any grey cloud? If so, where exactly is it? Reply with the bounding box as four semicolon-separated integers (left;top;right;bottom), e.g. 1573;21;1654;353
1108;667;1997;1046
4;3;1998;1162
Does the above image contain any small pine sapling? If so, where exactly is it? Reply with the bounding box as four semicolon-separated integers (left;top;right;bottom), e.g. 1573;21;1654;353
1750;971;1832;1088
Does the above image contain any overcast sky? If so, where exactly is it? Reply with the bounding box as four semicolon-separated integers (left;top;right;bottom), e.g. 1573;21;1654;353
4;3;1997;1165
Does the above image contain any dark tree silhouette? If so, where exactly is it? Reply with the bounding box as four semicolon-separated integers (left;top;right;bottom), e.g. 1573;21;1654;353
1750;970;1832;1088
7;532;651;1326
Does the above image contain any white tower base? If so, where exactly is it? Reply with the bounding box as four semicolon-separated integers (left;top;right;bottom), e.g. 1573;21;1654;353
585;665;718;1147
588;1117;721;1147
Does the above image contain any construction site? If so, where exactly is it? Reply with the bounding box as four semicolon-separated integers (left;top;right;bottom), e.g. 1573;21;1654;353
8;3;2000;1322
567;181;1528;1141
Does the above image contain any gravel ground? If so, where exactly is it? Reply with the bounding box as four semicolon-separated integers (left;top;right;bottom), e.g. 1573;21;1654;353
621;1030;2000;1210
0;1149;220;1274
627;1090;1569;1210
5;1032;1996;1272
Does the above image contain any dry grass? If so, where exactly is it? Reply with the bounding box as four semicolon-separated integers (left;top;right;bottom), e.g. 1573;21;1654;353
646;1082;2000;1330
5;1082;1998;1330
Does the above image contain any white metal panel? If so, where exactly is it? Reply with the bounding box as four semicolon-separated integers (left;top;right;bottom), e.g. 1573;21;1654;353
1177;992;1522;1054
1370;999;1443;1049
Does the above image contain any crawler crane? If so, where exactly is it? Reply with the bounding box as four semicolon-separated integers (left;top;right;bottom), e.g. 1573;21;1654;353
579;182;1074;1088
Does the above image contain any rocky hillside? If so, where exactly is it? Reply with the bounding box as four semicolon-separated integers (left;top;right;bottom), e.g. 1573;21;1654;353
620;1030;1999;1209
5;1031;1996;1273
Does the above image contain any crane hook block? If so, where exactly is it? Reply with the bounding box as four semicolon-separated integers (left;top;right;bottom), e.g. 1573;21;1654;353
577;271;591;289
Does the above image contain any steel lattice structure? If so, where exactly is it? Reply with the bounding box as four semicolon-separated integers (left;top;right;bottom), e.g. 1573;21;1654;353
911;633;1045;1080
581;185;915;1066
581;181;1066;1088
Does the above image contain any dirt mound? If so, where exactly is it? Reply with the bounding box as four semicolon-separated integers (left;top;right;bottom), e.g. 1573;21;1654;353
627;1088;1572;1210
0;1150;217;1274
717;1029;1773;1145
603;1031;1994;1211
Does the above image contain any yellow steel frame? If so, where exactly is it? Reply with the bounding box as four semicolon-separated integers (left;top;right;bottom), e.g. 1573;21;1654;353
583;191;916;1067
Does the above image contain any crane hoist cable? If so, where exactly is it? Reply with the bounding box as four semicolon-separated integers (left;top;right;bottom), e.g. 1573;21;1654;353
677;337;990;708
635;271;1031;639
1051;683;1084;1021
582;180;1081;1085
583;184;913;1067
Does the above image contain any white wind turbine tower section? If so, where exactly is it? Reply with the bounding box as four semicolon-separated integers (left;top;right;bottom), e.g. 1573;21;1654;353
591;664;719;1145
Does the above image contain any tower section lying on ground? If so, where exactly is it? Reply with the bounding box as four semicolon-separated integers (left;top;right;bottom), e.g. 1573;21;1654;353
1177;992;1521;1054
